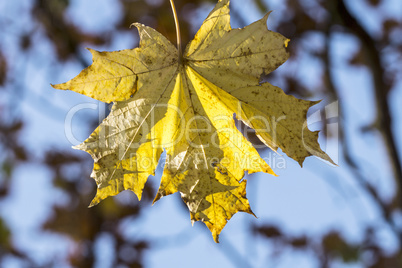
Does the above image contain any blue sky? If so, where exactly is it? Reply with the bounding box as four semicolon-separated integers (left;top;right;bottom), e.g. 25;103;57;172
1;0;401;267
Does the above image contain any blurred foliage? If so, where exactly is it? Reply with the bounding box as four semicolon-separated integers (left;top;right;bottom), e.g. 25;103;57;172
0;0;401;267
43;150;151;267
0;119;31;264
253;224;361;265
0;52;7;86
32;0;108;61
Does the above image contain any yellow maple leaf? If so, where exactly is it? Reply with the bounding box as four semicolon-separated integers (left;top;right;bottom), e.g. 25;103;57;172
52;0;333;242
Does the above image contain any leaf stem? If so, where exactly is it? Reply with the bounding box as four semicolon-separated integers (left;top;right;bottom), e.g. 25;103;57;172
169;0;182;61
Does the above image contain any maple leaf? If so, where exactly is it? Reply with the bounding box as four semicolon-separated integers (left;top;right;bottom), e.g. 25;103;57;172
52;0;333;242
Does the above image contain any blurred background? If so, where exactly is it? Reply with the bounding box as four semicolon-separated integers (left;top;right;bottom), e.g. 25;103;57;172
0;0;402;267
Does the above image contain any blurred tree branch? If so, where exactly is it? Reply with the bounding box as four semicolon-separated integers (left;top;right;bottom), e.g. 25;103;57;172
336;0;402;212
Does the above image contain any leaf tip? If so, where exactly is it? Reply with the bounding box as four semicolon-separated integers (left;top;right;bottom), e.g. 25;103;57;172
88;199;99;208
50;82;67;91
262;10;273;21
85;47;97;57
322;154;337;166
265;166;278;177
284;39;290;48
152;192;162;205
72;144;84;151
213;234;220;243
130;22;144;32
249;208;257;218
129;22;139;28
219;0;230;6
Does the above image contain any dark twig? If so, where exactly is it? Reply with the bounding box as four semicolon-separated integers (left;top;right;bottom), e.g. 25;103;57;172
322;29;393;222
336;0;402;211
